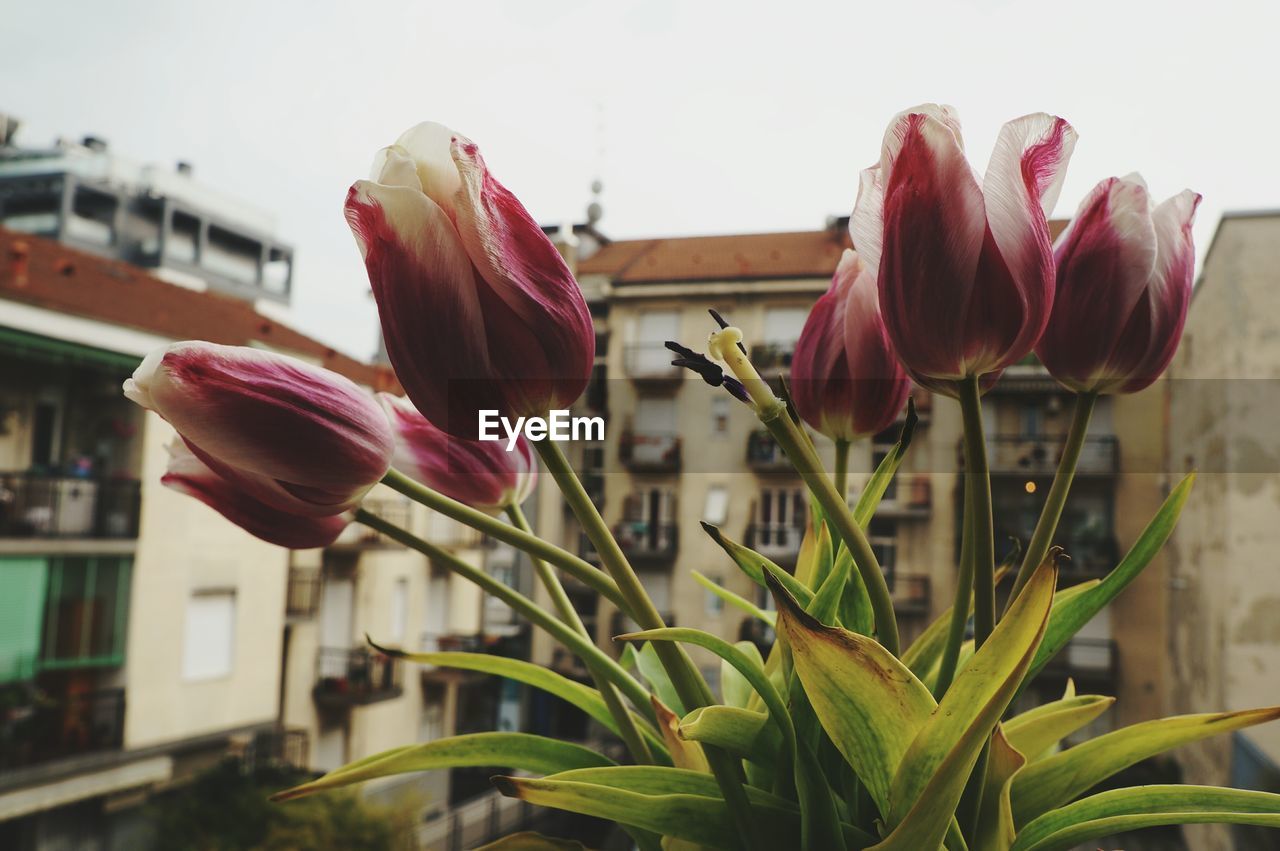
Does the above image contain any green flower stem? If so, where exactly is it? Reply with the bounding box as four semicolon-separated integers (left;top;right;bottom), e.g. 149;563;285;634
934;473;974;698
1006;392;1098;610
380;468;629;615
958;375;995;647
533;439;765;851
353;507;654;720
507;504;655;766
834;438;851;501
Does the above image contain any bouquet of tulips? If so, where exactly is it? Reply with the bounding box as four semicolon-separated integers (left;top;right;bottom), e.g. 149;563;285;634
124;105;1280;850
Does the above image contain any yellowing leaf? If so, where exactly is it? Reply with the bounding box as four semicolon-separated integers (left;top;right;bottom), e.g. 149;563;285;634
973;725;1026;851
1003;694;1114;761
653;696;710;773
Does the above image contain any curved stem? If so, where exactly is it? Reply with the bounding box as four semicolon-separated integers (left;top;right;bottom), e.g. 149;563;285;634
834;438;851;502
1006;392;1097;610
508;504;655;765
958;376;994;647
934;473;974;698
353;508;654;719
380;468;629;614
533;440;764;851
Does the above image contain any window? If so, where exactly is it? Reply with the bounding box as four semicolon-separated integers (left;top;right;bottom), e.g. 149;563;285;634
41;556;131;668
182;589;236;680
762;307;808;345
869;518;897;584
1021;403;1044;437
390;577;408;643
711;397;730;435
703;485;729;526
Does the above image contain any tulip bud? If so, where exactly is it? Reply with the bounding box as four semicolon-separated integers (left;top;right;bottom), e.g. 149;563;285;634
345;122;595;439
791;249;910;440
855;105;1077;395
162;440;351;549
1037;175;1201;394
124;342;394;515
379;393;536;514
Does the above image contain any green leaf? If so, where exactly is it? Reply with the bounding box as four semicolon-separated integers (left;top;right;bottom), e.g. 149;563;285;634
637;640;687;716
807;542;851;626
768;573;934;817
692;570;776;628
1002;694;1114;761
1026;474;1193;684
835;546;874;636
271;733;613;801
701;522;813;604
474;832;586;850
852;397;918;529
796;515;833;590
1010;785;1280;851
722;641;764;709
872;562;1057;851
651;697;710;773
903;565;1013;680
973;726;1026;851
678;705;781;768
1011;704;1280;826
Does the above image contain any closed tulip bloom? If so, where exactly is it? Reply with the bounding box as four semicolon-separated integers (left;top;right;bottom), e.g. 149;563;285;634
1037;175;1201;394
161;440;352;549
346;122;595;439
124;342;394;516
791;249;910;440
853;105;1077;395
379;393;536;514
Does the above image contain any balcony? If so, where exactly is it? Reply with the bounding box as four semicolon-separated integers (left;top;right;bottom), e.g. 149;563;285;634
312;647;403;708
1039;637;1117;685
613;520;678;565
243;727;310;773
419;633;493;686
619;431;682;473
624;344;681;383
746;430;793;473
889;573;930;616
876;476;932;519
286;567;320;618
960;435;1119;477
749;342;795;375
330;497;411;549
746;522;806;566
0;474;140;540
0;687;125;772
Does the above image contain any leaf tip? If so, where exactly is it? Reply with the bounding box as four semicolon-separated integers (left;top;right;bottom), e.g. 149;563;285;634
491;775;523;798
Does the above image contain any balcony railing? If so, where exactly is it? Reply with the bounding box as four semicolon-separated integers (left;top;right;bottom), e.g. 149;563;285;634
0;474;140;539
876;477;933;519
746;430;793;472
749;342;795;374
313;647;403;707
1039;637;1117;683
623;344;681;382
746;523;806;564
244;727;310;772
286;567;321;618
889;573;930;615
330;497;411;548
619;432;682;473
960;436;1119;476
613;520;678;564
0;687;125;772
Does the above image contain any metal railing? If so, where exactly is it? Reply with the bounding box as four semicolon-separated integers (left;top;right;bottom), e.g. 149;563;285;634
244;727;309;772
746;430;793;471
959;435;1119;476
285;567;321;617
613;520;678;563
313;647;403;706
0;474;140;539
418;789;538;851
619;431;682;472
746;522;806;562
0;687;125;771
623;344;681;381
1040;637;1118;682
877;476;933;518
331;497;411;548
749;342;796;373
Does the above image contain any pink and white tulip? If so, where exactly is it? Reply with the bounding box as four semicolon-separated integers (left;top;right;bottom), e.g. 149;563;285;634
161;440;352;549
379;393;536;514
124;342;394;515
1037;175;1201;394
346;122;595;439
791;249;910;440
853;105;1077;395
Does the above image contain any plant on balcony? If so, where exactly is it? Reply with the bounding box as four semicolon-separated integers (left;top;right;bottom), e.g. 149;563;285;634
128;109;1280;850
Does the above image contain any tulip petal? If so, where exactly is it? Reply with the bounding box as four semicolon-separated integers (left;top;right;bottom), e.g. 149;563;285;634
878;110;987;380
389;121;465;217
162;440;350;549
849;166;884;274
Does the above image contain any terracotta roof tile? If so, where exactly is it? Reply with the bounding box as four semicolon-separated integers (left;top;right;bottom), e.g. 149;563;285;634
0;228;398;390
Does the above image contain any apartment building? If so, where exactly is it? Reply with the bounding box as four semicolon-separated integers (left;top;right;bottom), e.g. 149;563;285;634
530;216;1171;736
1165;210;1280;851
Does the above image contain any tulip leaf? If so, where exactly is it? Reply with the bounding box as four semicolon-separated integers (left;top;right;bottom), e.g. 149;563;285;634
635;640;687;717
474;832;586;851
651;697;710;773
796;515;833;589
852;397;917;529
1009;785;1280;851
902;564;1013;682
836;547;874;636
1025;474;1193;684
807;542;852;626
678;705;781;768
701;522;813;604
973;726;1026;851
692;570;776;628
271;733;612;802
768;573;935;817
1002;694;1114;761
721;640;764;709
872;562;1056;851
1011;704;1280;826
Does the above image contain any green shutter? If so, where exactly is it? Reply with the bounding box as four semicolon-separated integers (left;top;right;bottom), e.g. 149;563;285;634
0;557;48;683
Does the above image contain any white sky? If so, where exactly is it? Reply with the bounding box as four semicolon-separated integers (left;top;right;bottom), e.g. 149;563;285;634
4;0;1277;359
